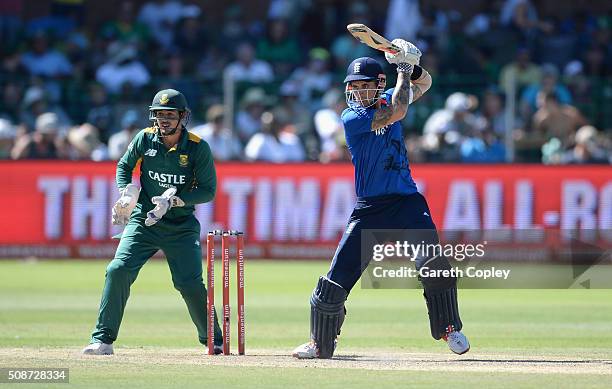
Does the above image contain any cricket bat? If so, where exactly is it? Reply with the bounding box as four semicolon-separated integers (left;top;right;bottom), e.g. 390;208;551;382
346;23;401;55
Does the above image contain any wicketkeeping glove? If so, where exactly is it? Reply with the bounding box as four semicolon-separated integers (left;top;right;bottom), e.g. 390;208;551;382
111;183;140;225
145;187;185;227
385;39;421;67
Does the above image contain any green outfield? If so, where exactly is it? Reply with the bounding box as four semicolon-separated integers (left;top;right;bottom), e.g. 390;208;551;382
1;260;611;388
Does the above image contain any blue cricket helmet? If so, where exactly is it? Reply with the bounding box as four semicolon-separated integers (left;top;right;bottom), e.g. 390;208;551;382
344;57;384;83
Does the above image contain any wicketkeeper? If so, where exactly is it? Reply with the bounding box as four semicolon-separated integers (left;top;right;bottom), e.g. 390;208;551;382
83;89;223;355
293;40;470;359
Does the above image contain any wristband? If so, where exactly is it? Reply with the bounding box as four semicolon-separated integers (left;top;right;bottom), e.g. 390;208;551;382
410;65;423;80
396;63;413;75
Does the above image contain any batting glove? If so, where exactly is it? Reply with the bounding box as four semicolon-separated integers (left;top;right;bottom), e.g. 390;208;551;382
385;39;421;67
111;183;140;225
145;187;185;227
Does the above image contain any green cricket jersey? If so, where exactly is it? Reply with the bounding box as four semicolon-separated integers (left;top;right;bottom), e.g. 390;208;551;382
116;127;216;221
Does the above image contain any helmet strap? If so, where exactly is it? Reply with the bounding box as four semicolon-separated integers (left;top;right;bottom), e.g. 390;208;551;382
154;111;184;138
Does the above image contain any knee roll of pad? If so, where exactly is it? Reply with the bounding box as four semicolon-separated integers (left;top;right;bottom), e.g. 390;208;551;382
310;276;348;359
423;286;462;340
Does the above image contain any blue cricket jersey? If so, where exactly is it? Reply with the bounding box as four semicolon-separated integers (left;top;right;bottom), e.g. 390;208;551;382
342;88;418;198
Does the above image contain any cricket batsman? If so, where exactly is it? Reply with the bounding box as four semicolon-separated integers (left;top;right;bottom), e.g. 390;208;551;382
83;89;223;355
293;40;470;358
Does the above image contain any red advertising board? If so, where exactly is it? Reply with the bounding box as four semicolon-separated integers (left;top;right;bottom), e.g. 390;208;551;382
1;162;610;259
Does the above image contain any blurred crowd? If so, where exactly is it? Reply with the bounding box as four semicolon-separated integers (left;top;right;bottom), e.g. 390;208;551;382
0;0;610;164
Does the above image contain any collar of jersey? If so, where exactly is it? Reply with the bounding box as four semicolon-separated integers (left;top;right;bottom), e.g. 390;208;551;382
152;127;188;152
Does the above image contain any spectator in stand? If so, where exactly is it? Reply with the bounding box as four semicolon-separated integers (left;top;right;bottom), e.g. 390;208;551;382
235;88;271;144
422;92;481;161
0;119;16;159
532;92;587;147
245;111;305;162
460;129;506;163
190;104;242;161
536;19;576;69
172;9;207;72
560;125;610;164
157;51;200;112
100;1;149;46
583;44;608;77
563;60;592;105
216;4;249;50
256;18;301;78
314;88;347;163
224;42;274;83
2;49;28;83
67;123;108;161
498;47;542;96
196;45;228;81
20;31;73;78
19;86;71;132
274;80;312;137
108;110;140;160
330;2;375;71
481;88;513;136
96;43;151;95
519;63;572;123
0;82;24;123
11;112;65;159
137;0;197;49
20;31;73;102
273;80;316;159
515;91;586;161
500;0;553;42
289;48;333;111
543;125;610;164
85;84;114;143
63;30;90;80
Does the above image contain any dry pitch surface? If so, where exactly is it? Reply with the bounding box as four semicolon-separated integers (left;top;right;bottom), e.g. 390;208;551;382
2;347;611;375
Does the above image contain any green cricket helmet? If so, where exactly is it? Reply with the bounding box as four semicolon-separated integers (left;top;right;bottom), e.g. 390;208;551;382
148;89;191;121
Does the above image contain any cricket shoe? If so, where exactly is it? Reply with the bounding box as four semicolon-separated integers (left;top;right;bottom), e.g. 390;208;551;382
292;341;318;359
204;342;223;355
82;342;114;355
442;326;470;355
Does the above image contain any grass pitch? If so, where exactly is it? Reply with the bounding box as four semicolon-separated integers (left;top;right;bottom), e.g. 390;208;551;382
0;260;611;388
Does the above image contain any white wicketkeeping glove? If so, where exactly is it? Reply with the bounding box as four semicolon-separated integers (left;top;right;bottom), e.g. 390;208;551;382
145;187;185;226
385;39;421;66
112;184;140;225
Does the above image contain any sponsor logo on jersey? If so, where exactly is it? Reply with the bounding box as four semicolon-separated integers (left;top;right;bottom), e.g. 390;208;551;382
144;149;157;157
148;170;186;188
179;154;188;167
374;125;390;135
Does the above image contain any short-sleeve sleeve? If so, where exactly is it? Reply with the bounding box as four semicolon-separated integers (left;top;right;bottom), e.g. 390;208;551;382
341;108;375;139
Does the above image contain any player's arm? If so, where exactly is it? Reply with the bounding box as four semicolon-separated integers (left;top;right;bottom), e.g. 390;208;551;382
179;141;217;205
409;65;432;103
112;130;145;225
372;39;423;130
116;130;145;189
371;71;412;130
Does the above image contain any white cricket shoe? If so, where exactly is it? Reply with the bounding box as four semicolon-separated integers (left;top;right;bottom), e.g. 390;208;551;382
292;341;318;359
444;330;470;355
82;342;114;355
